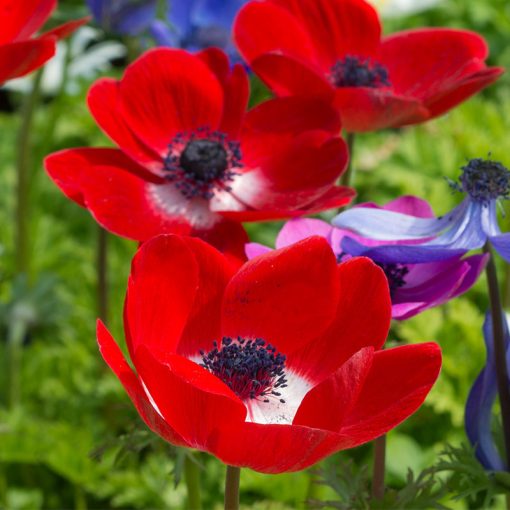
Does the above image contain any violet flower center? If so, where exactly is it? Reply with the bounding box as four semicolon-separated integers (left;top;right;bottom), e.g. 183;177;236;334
375;262;409;297
330;55;390;88
164;128;241;200
200;337;288;403
458;157;510;205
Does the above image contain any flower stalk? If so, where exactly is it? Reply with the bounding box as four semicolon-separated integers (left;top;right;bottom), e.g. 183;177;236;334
371;435;386;500
184;453;202;510
8;317;28;409
97;226;109;323
224;466;241;510
15;69;43;277
483;242;510;468
340;132;356;188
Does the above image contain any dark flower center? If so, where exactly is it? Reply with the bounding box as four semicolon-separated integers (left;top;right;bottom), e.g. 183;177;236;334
200;337;288;403
375;262;409;297
330;55;390;88
456;157;510;205
338;251;408;297
180;140;228;181
164;128;241;200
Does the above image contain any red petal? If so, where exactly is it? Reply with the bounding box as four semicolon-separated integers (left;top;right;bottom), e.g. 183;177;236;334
218;186;355;222
425;66;503;119
0;0;55;43
287;258;391;383
221;237;340;355
135;347;247;449
271;0;381;68
243;96;341;135
293;347;374;431
333;88;428;132
40;17;90;40
96;321;188;447
191;220;249;267
340;343;442;444
87;78;163;171
209;421;349;473
251;53;333;99
119;48;224;156
45;147;195;241
380;28;494;100
231;97;347;209
44;147;155;207
197;48;249;138
0;39;55;83
169;237;238;358
234;1;316;64
125;235;200;362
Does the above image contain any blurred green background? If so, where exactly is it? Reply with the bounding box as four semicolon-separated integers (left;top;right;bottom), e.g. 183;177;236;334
0;0;509;508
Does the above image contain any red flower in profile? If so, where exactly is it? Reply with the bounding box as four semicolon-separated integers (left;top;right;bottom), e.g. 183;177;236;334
45;48;352;257
0;0;88;84
98;234;441;473
234;0;504;132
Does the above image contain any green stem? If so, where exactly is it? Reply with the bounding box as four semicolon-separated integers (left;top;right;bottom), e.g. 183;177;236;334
340;132;356;188
224;466;241;510
8;319;28;409
74;484;87;510
184;453;202;510
483;243;510;469
97;226;108;323
15;69;44;277
371;435;386;500
305;470;321;507
45;38;73;142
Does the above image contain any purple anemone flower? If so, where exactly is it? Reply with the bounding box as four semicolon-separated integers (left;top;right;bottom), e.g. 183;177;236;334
332;158;510;264
465;310;510;471
246;196;487;320
87;0;162;36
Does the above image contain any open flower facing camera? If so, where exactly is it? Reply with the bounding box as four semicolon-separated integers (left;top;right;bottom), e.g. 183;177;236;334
44;48;353;259
98;235;441;473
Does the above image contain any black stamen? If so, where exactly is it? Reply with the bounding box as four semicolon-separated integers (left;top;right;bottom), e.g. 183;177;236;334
201;337;288;403
375;262;409;297
163;127;242;200
454;157;510;205
330;55;390;88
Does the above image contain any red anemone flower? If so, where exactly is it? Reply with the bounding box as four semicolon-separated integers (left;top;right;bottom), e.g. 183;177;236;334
98;234;441;473
44;48;352;257
0;0;88;84
234;0;504;133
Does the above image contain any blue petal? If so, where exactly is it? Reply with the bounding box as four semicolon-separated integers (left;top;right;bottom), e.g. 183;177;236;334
465;311;509;471
149;20;177;46
115;1;159;35
191;0;245;29
332;200;469;241
341;237;468;264
490;234;510;263
87;0;159;35
168;0;195;38
481;201;510;262
339;199;487;264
